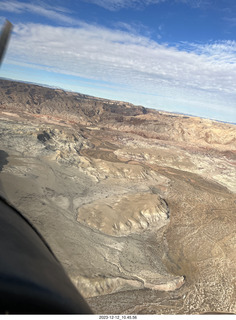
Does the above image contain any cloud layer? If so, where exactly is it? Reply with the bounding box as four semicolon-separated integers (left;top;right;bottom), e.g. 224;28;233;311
8;22;236;91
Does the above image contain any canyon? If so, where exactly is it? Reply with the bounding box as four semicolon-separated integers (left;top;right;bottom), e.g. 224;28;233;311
0;79;235;314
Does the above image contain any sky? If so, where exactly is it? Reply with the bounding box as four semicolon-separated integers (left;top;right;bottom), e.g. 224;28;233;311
0;0;236;123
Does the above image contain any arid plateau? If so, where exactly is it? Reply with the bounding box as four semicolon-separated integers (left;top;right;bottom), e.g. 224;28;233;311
0;79;236;314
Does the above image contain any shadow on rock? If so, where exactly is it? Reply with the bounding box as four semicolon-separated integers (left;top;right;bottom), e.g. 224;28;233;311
0;150;9;172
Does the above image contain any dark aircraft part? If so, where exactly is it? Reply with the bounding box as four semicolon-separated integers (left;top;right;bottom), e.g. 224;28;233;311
0;196;92;314
0;20;13;66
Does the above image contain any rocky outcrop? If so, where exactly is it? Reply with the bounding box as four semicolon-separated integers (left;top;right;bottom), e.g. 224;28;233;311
77;193;169;236
0;79;147;125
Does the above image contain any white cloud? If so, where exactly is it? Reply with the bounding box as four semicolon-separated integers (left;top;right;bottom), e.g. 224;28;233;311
181;40;236;63
0;0;212;19
84;0;166;11
0;0;79;25
84;0;210;10
5;22;236;122
177;0;210;8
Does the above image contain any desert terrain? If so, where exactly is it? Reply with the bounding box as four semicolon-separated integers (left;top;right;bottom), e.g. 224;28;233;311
0;78;236;314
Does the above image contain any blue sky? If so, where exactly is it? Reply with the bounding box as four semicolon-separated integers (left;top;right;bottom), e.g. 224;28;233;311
0;0;236;123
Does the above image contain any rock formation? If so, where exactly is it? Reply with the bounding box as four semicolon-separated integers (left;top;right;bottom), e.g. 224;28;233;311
77;193;169;236
0;79;235;314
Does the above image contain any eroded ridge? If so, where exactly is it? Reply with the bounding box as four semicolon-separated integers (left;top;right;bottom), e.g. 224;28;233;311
77;193;169;236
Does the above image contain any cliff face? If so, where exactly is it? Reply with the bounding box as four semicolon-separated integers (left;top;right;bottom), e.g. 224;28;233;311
1;79;235;150
0;79;146;124
0;79;236;314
